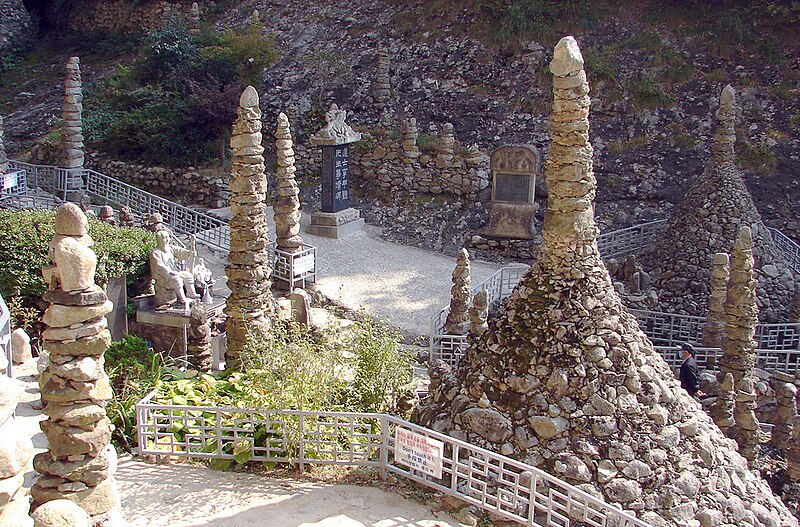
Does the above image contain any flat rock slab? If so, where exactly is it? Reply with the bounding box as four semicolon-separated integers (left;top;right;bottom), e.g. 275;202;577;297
115;459;465;527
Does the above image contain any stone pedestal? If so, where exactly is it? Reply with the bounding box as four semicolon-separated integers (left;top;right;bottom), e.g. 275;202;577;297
483;202;537;240
306;208;365;239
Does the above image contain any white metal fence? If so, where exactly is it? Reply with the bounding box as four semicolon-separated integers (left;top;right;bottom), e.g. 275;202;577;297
136;390;652;527
5;162;231;251
0;293;12;378
596;219;666;259
655;344;800;373
768;227;800;274
430;265;528;365
267;242;317;290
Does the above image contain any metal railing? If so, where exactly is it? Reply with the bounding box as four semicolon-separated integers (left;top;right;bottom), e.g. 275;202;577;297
430;265;528;366
596;219;666;259
628;309;707;348
655;345;800;373
767;227;800;274
6;161;231;251
137;390;651;527
0;293;12;378
267;242;317;290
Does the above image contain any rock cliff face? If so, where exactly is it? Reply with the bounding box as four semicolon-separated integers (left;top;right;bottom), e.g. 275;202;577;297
640;86;797;323
417;37;797;527
0;0;31;55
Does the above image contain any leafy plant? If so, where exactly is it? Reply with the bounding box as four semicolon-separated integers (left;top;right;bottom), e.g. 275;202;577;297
628;74;675;111
0;210;155;336
105;335;178;451
738;141;778;175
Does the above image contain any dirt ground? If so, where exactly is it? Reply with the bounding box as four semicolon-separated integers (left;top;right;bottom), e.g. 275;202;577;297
12;359;465;527
115;458;464;527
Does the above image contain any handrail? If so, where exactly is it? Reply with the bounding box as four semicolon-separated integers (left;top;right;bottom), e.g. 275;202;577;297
137;389;652;527
0;293;12;378
7;161;230;251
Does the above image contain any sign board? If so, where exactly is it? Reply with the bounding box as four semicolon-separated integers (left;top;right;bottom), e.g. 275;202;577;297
2;171;19;191
394;427;444;478
494;173;531;203
321;144;350;213
293;253;315;276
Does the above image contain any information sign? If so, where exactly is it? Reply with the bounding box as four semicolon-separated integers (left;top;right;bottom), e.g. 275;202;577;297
394;427;444;478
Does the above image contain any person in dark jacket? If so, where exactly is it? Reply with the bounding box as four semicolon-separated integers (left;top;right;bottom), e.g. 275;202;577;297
678;343;702;398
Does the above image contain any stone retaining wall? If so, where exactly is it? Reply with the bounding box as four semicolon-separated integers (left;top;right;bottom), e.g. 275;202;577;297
87;157;228;209
291;119;489;198
0;0;32;56
64;0;197;34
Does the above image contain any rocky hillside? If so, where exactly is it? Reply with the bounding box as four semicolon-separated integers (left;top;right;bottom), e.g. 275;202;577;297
1;0;799;253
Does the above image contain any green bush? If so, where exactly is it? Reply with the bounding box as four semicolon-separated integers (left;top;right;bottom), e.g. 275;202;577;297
83;21;278;166
106;335;178;451
0;210;155;332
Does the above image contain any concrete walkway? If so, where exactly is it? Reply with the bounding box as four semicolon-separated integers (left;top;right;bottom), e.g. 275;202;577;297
202;208;505;339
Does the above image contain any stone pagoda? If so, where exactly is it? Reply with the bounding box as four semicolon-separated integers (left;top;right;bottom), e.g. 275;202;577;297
224;86;275;368
640;85;797;323
417;37;797;527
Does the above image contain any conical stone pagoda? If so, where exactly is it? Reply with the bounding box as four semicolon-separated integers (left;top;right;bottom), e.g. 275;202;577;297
416;37;796;527
639;85;796;323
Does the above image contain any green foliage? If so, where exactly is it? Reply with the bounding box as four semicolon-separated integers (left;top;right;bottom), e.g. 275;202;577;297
738;140;778;175
84;21;278;166
349;318;413;415
607;135;649;154
0;209;154;326
106;335;178;451
628;74;675;111
148;317;414;468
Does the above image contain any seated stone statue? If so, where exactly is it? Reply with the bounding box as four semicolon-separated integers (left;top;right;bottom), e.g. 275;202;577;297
150;230;199;308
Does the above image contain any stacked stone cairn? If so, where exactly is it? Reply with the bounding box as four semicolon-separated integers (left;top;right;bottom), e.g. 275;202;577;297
443;249;471;335
0;377;34;527
720;226;761;462
701;253;730;347
273;112;304;253
416;37;797;527
372;51;390;108
640;85;796;323
224;86;275;368
436;123;455;169
468;289;489;338
61;57;84;169
401;118;419;164
188;2;200;35
0;115;8;173
769;382;797;451
31;203;121;522
187;301;212;372
710;372;735;436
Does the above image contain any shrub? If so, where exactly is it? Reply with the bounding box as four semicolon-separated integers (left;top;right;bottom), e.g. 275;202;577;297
738;141;778;174
0;210;154;333
106;335;177;451
628;74;675;111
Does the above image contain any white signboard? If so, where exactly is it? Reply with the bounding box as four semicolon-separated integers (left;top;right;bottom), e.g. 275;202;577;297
2;172;19;191
394;427;444;478
293;253;315;276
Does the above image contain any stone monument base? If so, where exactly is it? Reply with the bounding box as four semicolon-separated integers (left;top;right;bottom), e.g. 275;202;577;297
482;202;537;240
305;208;365;239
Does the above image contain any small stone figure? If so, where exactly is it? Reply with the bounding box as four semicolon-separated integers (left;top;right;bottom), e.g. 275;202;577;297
144;212;170;234
192;257;215;302
61;57;84;169
118;206;136;227
436;122;455;169
187;301;212;372
373;51;390;108
150;230;199;308
98;206;115;225
78;194;96;218
309;104;362;145
770;382;798;451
